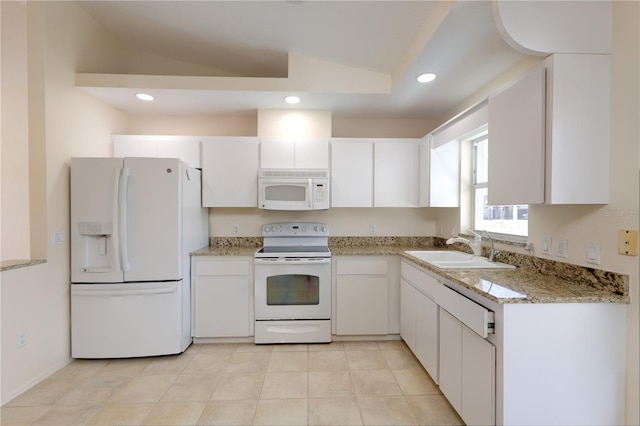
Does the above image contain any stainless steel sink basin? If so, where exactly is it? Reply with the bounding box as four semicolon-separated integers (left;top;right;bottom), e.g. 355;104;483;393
405;250;516;269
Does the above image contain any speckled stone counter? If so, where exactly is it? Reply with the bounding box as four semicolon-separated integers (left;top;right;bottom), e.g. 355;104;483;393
191;236;629;305
1;259;46;272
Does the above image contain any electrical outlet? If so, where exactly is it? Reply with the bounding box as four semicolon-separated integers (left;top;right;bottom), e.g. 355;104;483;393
370;224;376;235
525;242;534;255
439;225;444;237
53;231;64;245
233;224;240;235
17;331;27;348
557;239;568;258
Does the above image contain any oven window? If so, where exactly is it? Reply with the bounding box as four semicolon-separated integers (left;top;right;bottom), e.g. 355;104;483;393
266;274;320;305
265;185;306;202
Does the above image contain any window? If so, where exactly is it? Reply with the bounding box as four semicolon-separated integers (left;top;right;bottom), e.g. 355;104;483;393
473;135;528;237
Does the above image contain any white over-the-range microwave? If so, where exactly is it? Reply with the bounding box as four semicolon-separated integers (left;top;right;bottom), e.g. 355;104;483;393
258;169;330;210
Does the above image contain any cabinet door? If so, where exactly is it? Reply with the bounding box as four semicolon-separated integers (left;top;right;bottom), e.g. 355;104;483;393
429;139;460;207
193;276;250;337
156;138;201;169
260;139;295;168
439;307;462;413
295;140;329;169
112;135;201;168
331;140;374;207
415;293;439;383
374;140;419;207
461;325;495;426
113;135;158;158
201;138;259;207
400;279;417;351
488;65;545;205
336;276;388;335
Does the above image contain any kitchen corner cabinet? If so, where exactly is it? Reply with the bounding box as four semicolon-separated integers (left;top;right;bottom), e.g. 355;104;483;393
334;257;391;335
201;137;259;207
191;257;253;338
488;53;610;204
112;135;201;169
259;138;329;169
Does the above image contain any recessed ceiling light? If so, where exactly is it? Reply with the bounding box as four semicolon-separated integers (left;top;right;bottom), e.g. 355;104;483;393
416;73;437;83
284;96;301;104
136;93;154;101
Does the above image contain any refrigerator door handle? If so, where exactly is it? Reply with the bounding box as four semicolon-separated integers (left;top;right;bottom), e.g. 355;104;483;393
119;167;131;271
112;169;122;273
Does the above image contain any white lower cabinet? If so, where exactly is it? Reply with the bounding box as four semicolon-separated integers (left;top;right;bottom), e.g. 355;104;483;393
334;257;390;335
400;278;439;383
439;307;495;426
191;257;252;338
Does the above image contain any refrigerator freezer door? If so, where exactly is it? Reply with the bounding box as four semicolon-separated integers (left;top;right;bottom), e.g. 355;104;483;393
123;158;183;282
71;282;184;358
71;158;125;283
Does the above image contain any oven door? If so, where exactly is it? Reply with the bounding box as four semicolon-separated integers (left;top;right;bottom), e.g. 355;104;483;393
254;257;331;320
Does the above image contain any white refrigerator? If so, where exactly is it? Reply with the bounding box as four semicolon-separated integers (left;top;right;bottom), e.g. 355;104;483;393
70;157;208;358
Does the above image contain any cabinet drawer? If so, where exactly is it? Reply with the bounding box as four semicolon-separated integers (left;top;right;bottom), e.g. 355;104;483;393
400;261;440;299
439;285;494;338
336;259;388;275
195;259;250;276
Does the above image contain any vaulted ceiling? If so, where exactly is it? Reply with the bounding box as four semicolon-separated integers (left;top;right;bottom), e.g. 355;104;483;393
75;1;529;118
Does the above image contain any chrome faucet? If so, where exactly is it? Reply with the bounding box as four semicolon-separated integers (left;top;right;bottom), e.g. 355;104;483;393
484;230;500;262
446;232;482;256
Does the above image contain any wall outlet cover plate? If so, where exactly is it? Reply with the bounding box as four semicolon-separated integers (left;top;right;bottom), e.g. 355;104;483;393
618;229;639;256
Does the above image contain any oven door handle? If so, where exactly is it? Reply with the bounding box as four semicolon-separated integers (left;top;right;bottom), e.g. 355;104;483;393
254;258;331;265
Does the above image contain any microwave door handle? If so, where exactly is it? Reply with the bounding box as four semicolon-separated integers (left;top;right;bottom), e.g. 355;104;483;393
308;179;313;208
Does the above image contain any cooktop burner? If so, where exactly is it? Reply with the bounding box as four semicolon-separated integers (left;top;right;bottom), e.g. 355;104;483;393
257;222;330;259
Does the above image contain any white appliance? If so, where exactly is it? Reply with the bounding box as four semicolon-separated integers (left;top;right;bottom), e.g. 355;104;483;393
254;222;332;344
70;157;209;358
258;169;330;210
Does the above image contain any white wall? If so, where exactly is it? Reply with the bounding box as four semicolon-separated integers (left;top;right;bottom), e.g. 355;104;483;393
1;2;127;404
1;1;31;260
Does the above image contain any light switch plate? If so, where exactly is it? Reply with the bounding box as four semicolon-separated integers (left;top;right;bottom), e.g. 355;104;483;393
541;236;552;255
556;239;568;258
587;242;601;264
618;229;639;256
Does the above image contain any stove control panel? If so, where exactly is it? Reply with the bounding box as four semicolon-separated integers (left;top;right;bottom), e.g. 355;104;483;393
262;222;329;237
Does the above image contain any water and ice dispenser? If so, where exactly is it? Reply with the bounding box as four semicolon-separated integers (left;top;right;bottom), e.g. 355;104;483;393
78;222;116;273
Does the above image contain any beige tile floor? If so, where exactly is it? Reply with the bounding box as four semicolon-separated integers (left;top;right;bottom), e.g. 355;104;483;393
1;340;463;426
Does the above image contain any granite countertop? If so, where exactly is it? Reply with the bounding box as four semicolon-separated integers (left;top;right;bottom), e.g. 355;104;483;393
191;237;629;305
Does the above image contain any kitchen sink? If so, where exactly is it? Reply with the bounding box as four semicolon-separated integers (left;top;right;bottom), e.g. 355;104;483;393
405;250;516;269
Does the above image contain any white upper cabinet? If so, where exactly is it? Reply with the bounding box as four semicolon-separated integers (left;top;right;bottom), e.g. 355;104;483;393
201;137;259;207
429;137;460;207
331;139;374;207
544;54;609;204
488;54;610;205
373;139;420;207
330;138;419;208
488;65;546;205
260;138;329;169
112;135;201;168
